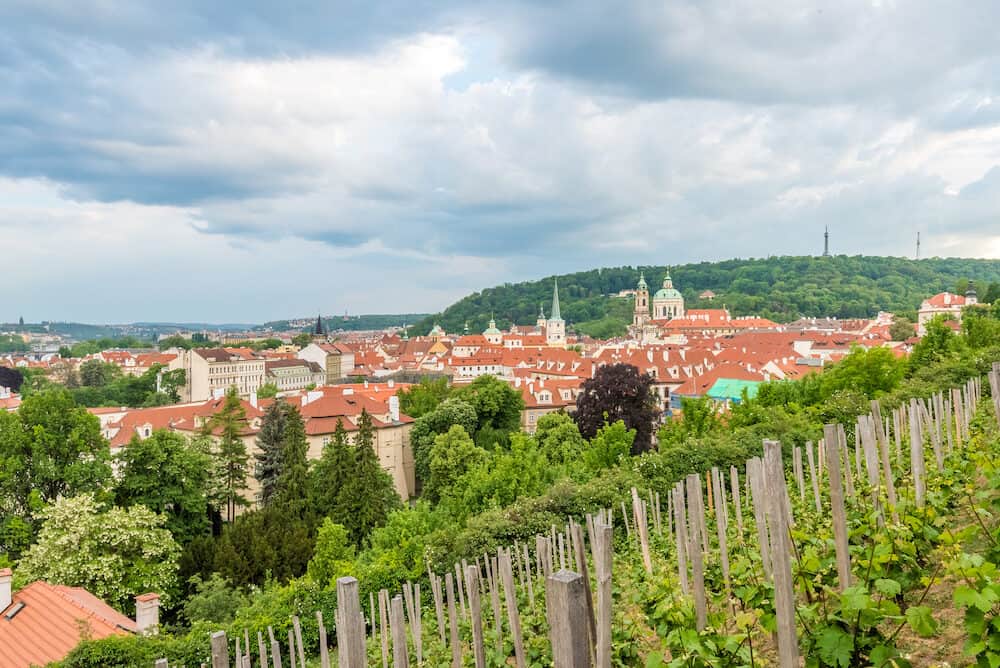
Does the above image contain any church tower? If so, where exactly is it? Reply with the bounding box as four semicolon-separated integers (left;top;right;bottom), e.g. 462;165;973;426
536;304;546;331
633;272;650;329
546;280;566;346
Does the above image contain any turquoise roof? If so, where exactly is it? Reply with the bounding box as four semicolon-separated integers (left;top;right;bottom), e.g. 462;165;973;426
484;317;501;335
654;287;683;300
706;378;760;402
549;279;563;321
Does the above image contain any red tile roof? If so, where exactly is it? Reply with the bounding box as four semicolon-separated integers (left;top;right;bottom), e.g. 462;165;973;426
0;580;137;668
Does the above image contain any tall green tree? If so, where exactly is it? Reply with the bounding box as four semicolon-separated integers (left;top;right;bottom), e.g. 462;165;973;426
533;411;586;466
309;419;352;520
908;315;957;376
115;430;211;545
204;387;249;522
274;404;310;516
335;410;401;545
79;359;118;387
254;401;289;507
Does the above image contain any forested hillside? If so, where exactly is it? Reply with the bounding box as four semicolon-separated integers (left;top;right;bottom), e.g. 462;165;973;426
412;256;1000;338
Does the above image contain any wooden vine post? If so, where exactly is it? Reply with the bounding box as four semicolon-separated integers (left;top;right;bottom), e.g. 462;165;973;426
762;440;800;667
546;570;590;668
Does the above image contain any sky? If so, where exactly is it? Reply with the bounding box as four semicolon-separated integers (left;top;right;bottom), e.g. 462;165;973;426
3;1;1000;323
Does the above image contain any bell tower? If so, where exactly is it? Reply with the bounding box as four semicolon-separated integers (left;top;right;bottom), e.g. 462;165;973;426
633;272;650;328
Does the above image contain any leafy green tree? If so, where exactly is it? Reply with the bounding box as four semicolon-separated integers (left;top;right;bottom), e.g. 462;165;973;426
533;411;586;466
961;305;1000;349
410;398;478;485
908;316;957;376
889;317;915;341
212;504;315;586
16;494;180;611
182;573;248;625
658;397;722;449
821;346;904;397
204;387;249;522
115;430;211;545
335;410;401;545
158;335;195;351
79;359;119;387
583;420;635;471
397;377;451;418
307;519;356;585
452;375;524;447
449;432;551;517
0;389;111;556
424;424;488;503
256;382;279;399
292;333;313;348
309;419;352;520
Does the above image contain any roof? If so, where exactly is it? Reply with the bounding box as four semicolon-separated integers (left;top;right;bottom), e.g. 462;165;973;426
0;580;137;668
706;378;761;401
921;292;967;309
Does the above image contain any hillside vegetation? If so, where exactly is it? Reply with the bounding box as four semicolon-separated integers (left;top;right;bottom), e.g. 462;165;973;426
412;255;1000;338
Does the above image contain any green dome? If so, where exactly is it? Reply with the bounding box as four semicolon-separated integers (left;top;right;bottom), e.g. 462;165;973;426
654;287;683;300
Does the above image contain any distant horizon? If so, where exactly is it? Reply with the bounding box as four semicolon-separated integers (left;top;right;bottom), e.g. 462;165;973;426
7;253;1000;328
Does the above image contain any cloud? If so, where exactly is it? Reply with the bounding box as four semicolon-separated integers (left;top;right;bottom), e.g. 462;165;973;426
1;1;999;322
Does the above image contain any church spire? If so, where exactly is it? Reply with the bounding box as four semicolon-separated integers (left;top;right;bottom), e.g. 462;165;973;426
550;279;562;321
314;313;325;336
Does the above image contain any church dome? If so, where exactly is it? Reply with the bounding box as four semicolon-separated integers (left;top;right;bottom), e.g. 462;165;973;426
654;287;683;300
429;323;445;337
483;318;501;336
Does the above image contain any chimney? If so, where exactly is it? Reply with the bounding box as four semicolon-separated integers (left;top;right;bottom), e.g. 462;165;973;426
387;379;394;388
0;568;11;611
388;395;400;422
135;593;159;635
342;388;354;396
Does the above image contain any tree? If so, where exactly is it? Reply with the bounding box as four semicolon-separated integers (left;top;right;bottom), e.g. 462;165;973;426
79;359;118;387
397;377;451;418
0;389;111;557
273;404;310;515
158;335;194;351
452;375;524;447
307;519;356;586
658;397;722;449
908;315;956;376
410;398;478;485
204;387;249;522
533;411;586;466
583;420;635;471
0;366;23;392
254;401;289;507
889;316;915;341
182;573;248;625
424;424;488;503
820;346;904;397
574;363;658;453
292;333;313;348
212;504;315;586
309;419;353;520
16;494;180;611
335;411;402;545
449;432;550;517
256;382;279;399
115;430;211;545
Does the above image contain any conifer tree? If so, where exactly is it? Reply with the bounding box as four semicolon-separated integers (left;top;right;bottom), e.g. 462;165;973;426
309;419;352;520
335;410;401;545
274;404;310;517
204;387;249;522
254;401;288;507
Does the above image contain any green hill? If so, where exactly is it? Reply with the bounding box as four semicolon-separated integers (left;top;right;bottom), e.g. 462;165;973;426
412;255;1000;338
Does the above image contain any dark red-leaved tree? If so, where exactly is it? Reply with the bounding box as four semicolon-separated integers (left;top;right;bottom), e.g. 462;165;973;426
574;363;659;453
0;366;23;393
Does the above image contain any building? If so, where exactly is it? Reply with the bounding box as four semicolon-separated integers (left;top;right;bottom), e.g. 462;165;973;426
264;359;325;393
179;348;266;402
917;283;977;335
0;567;160;668
632;273;651;330
297;342;357;384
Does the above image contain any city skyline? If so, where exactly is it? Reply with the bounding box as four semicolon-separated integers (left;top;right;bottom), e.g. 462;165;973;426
4;2;1000;322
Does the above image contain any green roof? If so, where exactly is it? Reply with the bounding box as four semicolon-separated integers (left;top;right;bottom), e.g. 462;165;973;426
706;378;760;402
653;288;683;300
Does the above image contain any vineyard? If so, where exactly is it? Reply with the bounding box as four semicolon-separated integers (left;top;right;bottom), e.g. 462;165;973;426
146;364;1000;668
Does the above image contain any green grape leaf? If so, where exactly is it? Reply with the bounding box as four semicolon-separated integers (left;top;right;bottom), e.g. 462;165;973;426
817;626;854;668
905;605;938;638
